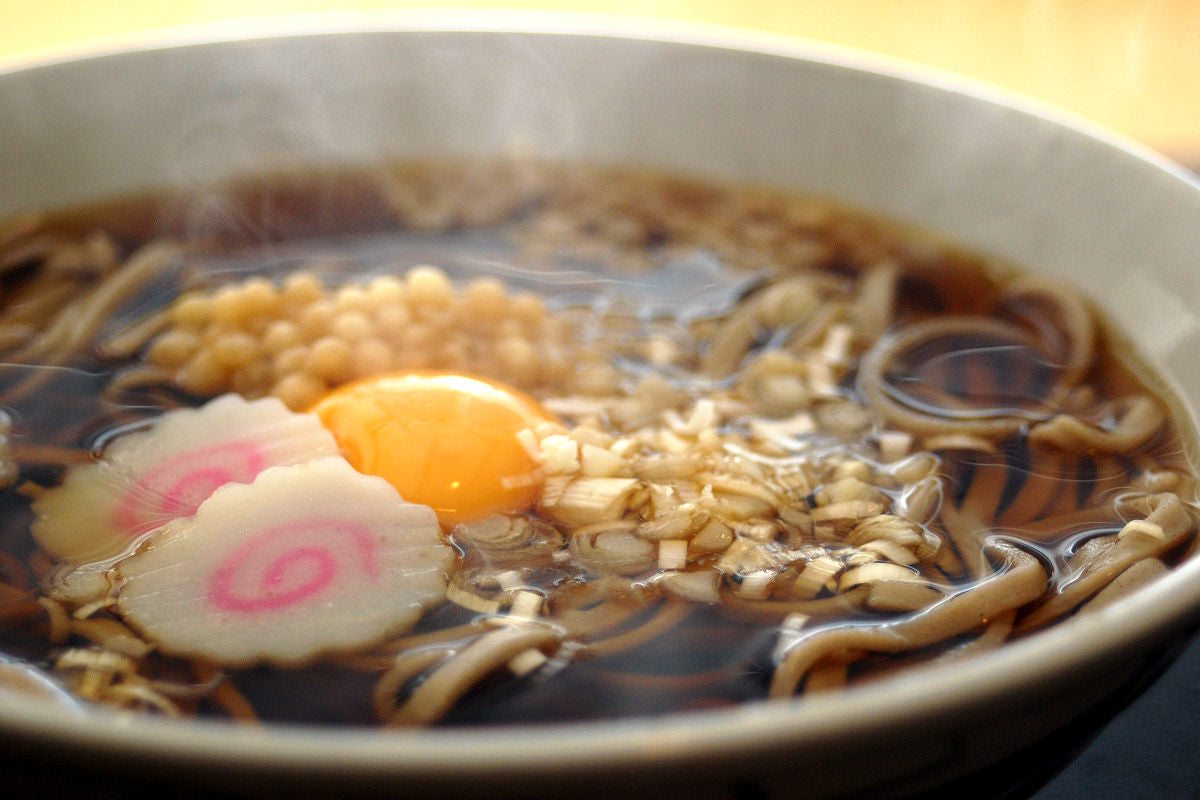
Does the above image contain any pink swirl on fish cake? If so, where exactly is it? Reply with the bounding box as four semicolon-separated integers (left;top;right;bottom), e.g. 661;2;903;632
206;519;380;615
112;441;267;537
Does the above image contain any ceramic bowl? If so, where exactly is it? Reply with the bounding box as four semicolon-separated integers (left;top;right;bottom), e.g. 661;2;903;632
1;15;1199;799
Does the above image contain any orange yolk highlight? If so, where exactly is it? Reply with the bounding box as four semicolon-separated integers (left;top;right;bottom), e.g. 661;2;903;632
309;371;556;527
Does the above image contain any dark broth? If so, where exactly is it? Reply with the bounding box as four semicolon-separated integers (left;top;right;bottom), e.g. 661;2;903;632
0;159;1193;727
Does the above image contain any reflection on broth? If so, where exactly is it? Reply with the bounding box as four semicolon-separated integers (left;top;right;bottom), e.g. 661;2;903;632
0;160;1194;726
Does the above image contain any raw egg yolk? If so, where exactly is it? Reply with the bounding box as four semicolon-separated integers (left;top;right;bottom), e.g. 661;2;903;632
309;371;556;527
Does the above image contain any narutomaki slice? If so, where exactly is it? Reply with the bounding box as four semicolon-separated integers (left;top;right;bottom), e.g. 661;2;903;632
31;394;341;567
114;457;454;666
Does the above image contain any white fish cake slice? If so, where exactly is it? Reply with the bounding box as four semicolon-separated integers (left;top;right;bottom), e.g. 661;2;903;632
115;457;454;666
32;394;341;566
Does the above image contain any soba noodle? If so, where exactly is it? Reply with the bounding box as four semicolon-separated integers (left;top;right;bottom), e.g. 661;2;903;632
0;159;1193;726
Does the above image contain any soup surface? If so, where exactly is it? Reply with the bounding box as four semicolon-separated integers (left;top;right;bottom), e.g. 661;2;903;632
0;160;1194;726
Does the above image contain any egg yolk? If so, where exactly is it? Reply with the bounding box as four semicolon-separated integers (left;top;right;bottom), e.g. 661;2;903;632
309;371;556;527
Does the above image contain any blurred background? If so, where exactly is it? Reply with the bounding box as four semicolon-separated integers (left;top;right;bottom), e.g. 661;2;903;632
0;0;1198;165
